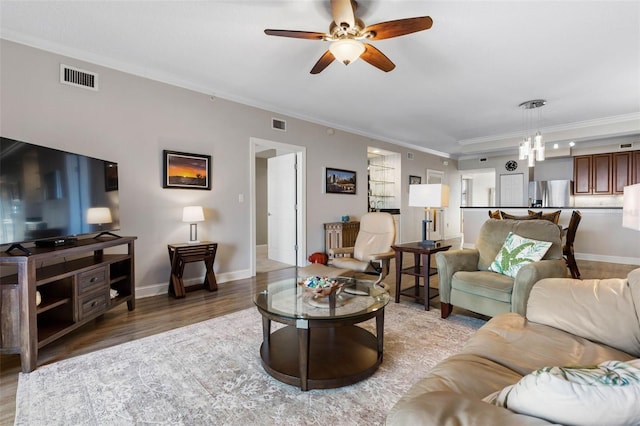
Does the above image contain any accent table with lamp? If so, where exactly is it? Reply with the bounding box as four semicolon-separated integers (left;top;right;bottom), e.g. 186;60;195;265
167;206;218;298
391;241;451;310
167;242;218;298
399;183;451;310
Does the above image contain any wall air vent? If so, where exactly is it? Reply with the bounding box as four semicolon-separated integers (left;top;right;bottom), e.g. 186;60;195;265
479;157;488;162
271;118;286;132
60;64;98;91
619;143;635;151
407;152;414;160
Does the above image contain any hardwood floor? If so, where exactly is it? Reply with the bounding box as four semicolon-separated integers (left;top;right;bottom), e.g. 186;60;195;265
1;260;637;424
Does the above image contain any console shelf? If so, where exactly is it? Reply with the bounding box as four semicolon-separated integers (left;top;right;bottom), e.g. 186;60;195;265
0;236;136;372
36;296;72;314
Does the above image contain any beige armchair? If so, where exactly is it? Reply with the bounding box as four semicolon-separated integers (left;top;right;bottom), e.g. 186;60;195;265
436;218;567;319
328;212;395;285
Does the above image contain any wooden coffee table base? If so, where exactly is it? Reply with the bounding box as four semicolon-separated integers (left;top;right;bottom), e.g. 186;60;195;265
259;320;383;391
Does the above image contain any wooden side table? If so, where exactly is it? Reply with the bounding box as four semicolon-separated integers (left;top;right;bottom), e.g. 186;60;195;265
391;241;451;310
324;221;360;258
167;242;218;298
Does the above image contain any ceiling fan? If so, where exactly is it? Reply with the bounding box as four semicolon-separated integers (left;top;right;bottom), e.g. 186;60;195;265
264;0;433;74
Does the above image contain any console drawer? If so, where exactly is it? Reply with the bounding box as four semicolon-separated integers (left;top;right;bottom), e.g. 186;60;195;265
78;267;107;295
78;292;109;320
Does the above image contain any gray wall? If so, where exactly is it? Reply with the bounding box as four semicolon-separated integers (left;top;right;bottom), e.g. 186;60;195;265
1;40;457;292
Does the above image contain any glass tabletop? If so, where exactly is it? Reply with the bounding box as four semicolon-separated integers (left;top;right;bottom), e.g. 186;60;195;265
254;275;390;320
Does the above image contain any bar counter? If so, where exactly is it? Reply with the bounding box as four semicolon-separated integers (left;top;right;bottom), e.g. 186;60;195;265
461;207;638;265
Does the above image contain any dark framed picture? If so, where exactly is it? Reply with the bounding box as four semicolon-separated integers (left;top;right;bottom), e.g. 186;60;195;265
325;167;356;194
409;175;421;185
104;162;118;191
163;150;211;190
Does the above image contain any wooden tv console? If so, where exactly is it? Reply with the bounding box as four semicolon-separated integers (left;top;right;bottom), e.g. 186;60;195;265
0;236;136;372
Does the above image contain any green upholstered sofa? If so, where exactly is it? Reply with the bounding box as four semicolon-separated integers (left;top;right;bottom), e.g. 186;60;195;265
386;269;640;425
435;218;567;319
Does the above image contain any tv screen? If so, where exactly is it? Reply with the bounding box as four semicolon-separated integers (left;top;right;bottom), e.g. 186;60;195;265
0;137;120;246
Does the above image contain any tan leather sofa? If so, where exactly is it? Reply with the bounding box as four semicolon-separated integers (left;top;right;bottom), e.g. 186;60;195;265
386;268;640;425
436;218;567;319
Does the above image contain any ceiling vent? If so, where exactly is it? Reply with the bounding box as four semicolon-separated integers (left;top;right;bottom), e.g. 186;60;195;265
60;64;98;91
619;142;635;151
271;118;286;132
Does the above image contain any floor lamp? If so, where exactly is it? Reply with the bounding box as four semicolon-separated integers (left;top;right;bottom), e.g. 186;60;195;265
623;183;640;232
409;183;450;246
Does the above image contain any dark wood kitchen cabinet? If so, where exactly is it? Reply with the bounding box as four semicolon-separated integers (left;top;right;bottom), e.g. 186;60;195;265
574;153;612;195
575;150;640;195
573;155;593;194
592;153;612;194
632;151;640;185
613;152;632;194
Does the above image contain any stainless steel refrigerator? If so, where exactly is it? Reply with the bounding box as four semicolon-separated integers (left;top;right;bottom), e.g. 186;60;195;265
528;180;572;207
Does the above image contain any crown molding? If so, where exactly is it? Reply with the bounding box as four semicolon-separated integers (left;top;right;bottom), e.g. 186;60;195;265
458;112;640;146
1;31;451;159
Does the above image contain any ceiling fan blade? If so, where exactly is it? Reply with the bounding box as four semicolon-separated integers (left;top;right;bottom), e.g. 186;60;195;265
310;50;336;74
360;44;395;72
264;29;327;40
364;16;433;40
330;0;356;29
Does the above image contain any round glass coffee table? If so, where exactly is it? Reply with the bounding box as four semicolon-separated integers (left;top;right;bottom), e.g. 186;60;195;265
254;275;390;391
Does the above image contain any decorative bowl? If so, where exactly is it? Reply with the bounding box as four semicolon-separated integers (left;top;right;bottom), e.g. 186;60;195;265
298;276;343;297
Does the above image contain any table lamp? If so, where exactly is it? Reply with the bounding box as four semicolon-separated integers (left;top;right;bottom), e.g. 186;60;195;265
86;207;119;239
623;183;640;231
183;205;205;243
409;184;450;246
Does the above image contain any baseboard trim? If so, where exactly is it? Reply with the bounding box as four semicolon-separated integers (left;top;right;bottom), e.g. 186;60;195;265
135;268;253;299
574;253;640;266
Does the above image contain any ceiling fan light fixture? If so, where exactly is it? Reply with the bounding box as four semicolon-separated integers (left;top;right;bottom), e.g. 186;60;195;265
329;38;365;65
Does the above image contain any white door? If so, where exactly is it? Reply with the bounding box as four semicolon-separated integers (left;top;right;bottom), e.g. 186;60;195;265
267;153;297;265
500;173;524;207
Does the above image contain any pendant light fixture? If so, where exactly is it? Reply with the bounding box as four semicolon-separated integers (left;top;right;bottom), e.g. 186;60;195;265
518;99;546;167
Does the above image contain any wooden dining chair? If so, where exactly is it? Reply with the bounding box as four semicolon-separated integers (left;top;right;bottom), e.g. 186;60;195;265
563;210;582;279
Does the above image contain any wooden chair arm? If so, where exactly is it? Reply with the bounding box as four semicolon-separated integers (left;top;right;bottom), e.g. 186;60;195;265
329;246;354;257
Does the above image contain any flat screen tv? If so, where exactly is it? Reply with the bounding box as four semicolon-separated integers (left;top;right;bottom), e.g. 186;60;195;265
0;137;120;252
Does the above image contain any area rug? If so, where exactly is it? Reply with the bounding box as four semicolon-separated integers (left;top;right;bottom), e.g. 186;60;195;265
15;302;485;425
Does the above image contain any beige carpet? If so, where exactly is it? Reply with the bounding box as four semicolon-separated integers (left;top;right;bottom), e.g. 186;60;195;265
15;301;485;425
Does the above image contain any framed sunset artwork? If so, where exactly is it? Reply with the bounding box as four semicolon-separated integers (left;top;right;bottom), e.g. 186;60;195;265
163;150;211;190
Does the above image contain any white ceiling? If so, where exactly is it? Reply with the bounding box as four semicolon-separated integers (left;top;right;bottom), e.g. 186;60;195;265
1;1;639;159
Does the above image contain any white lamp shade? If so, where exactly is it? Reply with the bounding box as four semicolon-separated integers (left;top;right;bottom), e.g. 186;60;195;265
623;183;640;231
329;39;365;65
86;207;113;224
408;184;450;208
182;206;205;223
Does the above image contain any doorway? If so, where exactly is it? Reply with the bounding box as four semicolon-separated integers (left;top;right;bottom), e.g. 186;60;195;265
250;138;306;276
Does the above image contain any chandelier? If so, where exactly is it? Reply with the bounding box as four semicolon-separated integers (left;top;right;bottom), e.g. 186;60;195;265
518;99;546;167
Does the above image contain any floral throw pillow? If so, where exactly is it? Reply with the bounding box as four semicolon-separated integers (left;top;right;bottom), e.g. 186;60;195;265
488;232;552;278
